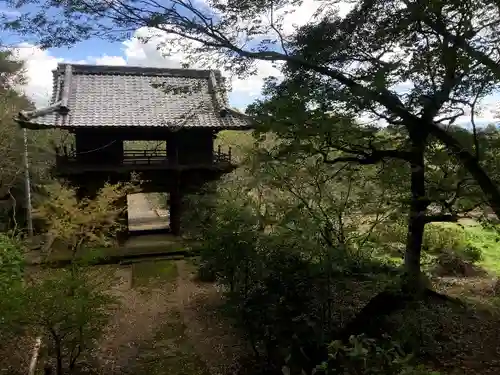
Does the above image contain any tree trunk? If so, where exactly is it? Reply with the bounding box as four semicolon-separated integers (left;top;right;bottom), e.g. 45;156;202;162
404;130;429;283
333;132;429;341
55;344;63;375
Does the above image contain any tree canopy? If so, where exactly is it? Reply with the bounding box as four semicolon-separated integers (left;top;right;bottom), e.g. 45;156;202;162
3;0;500;216
4;0;500;275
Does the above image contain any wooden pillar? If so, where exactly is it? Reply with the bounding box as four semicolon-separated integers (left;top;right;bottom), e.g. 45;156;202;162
169;172;182;236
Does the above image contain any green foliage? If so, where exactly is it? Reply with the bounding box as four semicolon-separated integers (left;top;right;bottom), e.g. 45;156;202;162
0;51;67;232
4;267;116;374
187;161;410;373
34;181;138;258
0;234;25;339
0;233;24;291
423;224;468;256
460;243;483;263
7;2;500;372
311;335;440;375
1;181;131;373
461;223;500;274
369;220;487;276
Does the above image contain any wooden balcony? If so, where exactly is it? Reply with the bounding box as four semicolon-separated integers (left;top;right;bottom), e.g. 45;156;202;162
54;146;234;174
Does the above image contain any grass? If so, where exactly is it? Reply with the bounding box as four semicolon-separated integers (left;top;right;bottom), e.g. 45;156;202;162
148;312;211;375
372;220;500;276
124;308;210;375
436;221;500;275
132;260;179;287
461;224;500;274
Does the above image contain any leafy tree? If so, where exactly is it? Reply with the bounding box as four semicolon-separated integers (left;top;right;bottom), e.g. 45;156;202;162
3;0;500;218
0;182;129;375
247;77;500;279
33;180;138;260
2;268;116;375
184;148;448;373
4;0;500;278
0;50;64;232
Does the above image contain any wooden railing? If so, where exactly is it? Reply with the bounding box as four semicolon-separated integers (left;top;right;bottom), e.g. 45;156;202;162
122;149;169;165
55;145;233;167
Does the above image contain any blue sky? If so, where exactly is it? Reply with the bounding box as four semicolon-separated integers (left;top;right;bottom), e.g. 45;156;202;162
0;0;280;110
9;33;277;110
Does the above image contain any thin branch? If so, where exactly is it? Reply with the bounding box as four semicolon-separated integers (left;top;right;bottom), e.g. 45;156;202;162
269;0;289;56
322;148;412;165
423;213;458;223
469;80;489;160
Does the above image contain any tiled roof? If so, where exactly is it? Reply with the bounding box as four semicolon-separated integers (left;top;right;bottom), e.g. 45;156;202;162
16;64;253;130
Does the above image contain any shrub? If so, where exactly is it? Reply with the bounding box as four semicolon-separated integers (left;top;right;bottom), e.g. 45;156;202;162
309;334;440;375
33;181;138;259
196;260;218;282
422;224;467;255
432;249;486;277
0;234;25;339
370;221;470;260
9;268;117;375
459;243;483;263
0;233;24;291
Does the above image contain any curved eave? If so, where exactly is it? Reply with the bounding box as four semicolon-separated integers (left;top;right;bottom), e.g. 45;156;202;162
15;107;256;131
15;119;254;131
15;118;58;130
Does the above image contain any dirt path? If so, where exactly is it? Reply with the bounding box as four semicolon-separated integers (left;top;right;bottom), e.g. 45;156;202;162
175;260;251;375
96;261;249;375
97;265;176;373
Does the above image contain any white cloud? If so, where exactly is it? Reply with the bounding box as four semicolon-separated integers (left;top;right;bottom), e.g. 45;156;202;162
91;55;126;66
14;0;342;109
11;47;128;108
0;9;21;18
458;94;500;127
11;43;62;107
114;0;354;107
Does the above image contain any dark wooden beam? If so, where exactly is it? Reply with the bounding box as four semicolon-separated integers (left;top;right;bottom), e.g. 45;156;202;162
169;172;182;236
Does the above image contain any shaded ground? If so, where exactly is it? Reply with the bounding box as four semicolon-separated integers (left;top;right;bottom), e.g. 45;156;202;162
96;260;249;375
333;275;500;375
96;263;500;375
4;261;500;375
424;277;500;374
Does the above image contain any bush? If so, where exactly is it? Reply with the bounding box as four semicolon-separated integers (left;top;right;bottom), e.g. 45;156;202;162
196;260;218;282
459;243;483;263
0;234;24;291
3;267;117;375
0;234;25;339
34;181;138;259
422;224;467;255
309;334;440;375
370;221;471;260
432;249;486;277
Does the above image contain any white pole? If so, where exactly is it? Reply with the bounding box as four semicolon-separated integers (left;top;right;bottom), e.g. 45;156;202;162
28;336;42;375
23;128;33;238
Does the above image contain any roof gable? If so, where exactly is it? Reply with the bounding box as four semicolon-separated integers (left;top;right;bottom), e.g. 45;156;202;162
17;63;252;130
